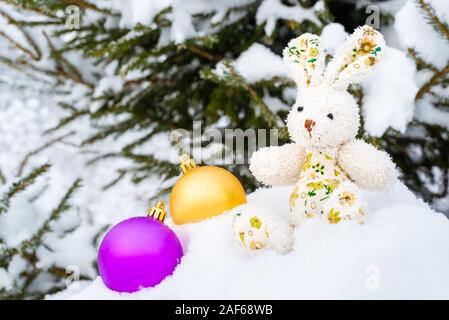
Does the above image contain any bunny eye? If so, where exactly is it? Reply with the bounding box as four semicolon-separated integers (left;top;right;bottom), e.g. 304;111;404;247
327;113;334;120
297;106;304;112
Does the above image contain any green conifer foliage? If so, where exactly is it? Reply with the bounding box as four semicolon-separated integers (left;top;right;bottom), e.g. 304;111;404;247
0;164;87;299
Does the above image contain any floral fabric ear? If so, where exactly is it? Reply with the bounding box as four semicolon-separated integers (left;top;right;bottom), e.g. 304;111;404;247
282;33;325;88
325;25;385;90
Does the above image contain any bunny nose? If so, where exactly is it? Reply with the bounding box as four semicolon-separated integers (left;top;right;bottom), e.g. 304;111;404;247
304;119;315;132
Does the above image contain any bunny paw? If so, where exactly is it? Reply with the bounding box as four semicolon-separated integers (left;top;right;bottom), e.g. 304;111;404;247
232;204;293;255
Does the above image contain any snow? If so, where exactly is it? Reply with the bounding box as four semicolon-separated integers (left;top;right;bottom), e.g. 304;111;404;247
0;196;43;247
262;93;289;113
395;0;449;69
166;0;253;42
51;182;449;299
320;23;348;55
234;43;288;83
110;0;324;42
361;47;418;136
415;98;449;128
394;0;449;129
112;0;254;42
427;0;449;22
375;0;408;14
0;268;12;291
93;76;124;99
36;221;100;279
93;62;125;102
112;0;172;27
256;0;321;35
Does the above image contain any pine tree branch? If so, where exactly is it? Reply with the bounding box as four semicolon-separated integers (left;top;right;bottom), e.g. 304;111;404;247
0;4;61;26
183;45;221;61
407;48;439;72
44;109;89;134
224;62;288;139
102;170;127;190
148;186;172;203
416;0;449;41
0;167;6;184
122;152;179;179
0;30;40;60
22;178;82;251
2;0;116;16
16;131;75;177
0;163;50;216
0;239;19;267
0;55;61;85
43;31;94;89
122;131;158;152
90;23;157;60
1;0;52;17
415;60;449;100
432;95;449;110
85;152;118;166
1;177;83;299
0;8;42;60
61;0;117;15
81;118;137;146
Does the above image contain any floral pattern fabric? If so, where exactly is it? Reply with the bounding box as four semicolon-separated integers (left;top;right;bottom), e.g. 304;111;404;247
330;25;383;87
283;33;324;87
289;147;365;226
232;213;270;252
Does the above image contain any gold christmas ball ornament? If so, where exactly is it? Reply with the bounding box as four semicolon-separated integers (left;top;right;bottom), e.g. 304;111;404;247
170;154;247;224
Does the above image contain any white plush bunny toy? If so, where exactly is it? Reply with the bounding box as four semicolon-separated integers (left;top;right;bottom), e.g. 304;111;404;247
233;26;398;254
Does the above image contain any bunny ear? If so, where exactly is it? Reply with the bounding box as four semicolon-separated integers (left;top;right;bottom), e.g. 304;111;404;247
282;33;325;88
325;25;385;90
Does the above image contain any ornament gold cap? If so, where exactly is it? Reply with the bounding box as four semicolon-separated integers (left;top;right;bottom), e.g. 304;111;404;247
179;154;197;174
148;200;167;222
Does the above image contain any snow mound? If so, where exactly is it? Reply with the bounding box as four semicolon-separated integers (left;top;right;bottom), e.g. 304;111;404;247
256;0;321;35
234;43;288;83
395;0;449;69
361;47;417;136
320;23;347;55
52;182;449;299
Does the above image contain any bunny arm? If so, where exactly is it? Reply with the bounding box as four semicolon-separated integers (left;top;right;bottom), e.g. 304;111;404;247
337;139;398;191
249;143;306;186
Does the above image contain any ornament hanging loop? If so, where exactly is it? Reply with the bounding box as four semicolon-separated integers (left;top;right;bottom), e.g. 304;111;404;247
179;154;197;174
148;201;167;222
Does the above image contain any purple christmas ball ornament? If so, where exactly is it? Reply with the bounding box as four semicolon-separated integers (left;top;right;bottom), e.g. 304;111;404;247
98;202;183;293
